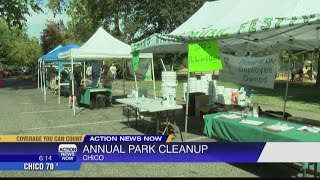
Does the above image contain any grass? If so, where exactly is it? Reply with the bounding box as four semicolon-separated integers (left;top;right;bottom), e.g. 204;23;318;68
120;78;320;113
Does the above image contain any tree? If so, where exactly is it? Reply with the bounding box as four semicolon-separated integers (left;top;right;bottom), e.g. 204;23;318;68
40;20;65;54
0;0;42;29
0;18;24;65
122;0;206;43
7;36;42;70
46;0;205;43
46;0;206;76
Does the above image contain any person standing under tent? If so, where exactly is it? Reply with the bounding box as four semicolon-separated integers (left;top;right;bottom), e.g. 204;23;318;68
110;63;117;84
102;64;112;89
86;66;92;81
101;64;113;106
68;70;81;109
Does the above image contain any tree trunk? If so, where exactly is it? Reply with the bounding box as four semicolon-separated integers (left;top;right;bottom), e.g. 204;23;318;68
315;51;320;86
114;13;120;37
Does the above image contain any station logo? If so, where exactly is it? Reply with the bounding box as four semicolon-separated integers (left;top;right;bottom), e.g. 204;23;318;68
58;144;77;161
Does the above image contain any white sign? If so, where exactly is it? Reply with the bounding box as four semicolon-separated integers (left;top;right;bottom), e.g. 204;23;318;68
219;53;279;89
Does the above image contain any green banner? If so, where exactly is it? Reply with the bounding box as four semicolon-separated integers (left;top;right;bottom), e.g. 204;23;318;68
132;51;140;72
188;41;222;72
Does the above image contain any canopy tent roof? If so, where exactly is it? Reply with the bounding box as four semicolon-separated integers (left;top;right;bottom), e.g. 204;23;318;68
42;44;80;62
38;45;63;62
49;45;63;53
131;0;320;54
59;27;152;60
131;34;187;54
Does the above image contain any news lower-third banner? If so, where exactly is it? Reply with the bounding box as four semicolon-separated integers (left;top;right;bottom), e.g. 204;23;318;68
0;135;319;171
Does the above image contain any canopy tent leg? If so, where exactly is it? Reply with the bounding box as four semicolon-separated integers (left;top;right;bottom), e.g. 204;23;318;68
151;56;156;99
43;62;47;102
40;62;43;92
172;53;177;71
58;62;61;104
84;62;86;84
283;55;291;117
71;51;76;116
134;72;138;91
123;60;125;96
184;72;190;142
38;62;40;89
283;39;293;118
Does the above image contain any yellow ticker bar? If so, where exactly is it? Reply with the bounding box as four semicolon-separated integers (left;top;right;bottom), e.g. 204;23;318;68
166;135;173;143
0;135;85;142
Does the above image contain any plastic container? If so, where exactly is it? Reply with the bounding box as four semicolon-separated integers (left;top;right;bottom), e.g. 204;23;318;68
216;86;224;95
161;71;177;99
237;87;246;106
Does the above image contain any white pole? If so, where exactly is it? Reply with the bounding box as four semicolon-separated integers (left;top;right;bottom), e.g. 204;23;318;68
37;61;40;89
71;51;76;116
43;62;47;102
40;62;43;92
151;56;156;98
161;58;166;71
283;54;291;117
283;39;292;117
172;54;177;71
134;72;138;91
84;62;86;84
184;71;190;142
58;62;61;104
123;60;125;96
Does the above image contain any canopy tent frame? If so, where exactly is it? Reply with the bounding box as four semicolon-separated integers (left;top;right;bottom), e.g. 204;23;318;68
130;0;320;142
58;27;154;116
64;51;155;116
40;44;80;104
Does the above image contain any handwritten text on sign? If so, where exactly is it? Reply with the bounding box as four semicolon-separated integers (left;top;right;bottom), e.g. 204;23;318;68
188;41;222;72
219;53;279;89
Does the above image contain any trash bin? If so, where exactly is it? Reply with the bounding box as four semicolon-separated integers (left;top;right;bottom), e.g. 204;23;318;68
184;92;205;116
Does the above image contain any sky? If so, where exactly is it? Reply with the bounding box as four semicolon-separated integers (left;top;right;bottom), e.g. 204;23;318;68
25;2;70;39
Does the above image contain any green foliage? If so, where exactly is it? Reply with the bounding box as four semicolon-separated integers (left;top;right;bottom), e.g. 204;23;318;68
40;20;65;54
0;0;42;29
45;0;205;78
46;0;206;43
7;36;43;68
0;18;42;69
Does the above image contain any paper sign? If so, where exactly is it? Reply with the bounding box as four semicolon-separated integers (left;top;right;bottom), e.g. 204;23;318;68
132;51;140;72
219;53;278;89
188;41;222;72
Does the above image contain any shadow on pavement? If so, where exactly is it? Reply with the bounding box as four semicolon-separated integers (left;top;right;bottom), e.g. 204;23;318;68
0;78;38;90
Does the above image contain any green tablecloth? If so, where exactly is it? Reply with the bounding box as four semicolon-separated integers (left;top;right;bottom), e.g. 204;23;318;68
203;112;320;170
80;86;112;106
203;112;320;142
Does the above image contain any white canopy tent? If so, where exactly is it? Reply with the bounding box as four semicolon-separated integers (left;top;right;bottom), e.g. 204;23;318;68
169;0;320;54
59;27;154;116
133;0;320;53
131;0;320;141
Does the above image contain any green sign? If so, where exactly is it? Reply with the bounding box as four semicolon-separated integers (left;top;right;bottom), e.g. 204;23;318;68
132;51;140;72
188;41;222;72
